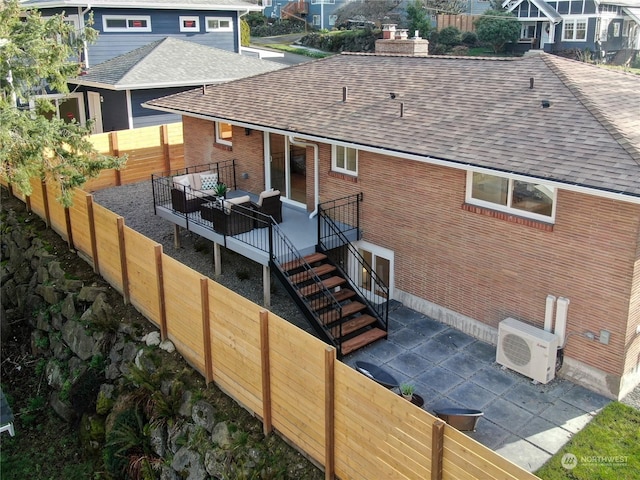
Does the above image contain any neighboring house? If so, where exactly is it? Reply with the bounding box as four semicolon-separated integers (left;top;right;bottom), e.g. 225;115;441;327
503;0;640;57
263;0;343;29
66;37;284;131
144;42;640;400
19;0;263;130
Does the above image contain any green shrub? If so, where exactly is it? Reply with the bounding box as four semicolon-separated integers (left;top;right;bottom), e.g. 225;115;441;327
461;31;478;47
451;45;470;55
438;26;462;47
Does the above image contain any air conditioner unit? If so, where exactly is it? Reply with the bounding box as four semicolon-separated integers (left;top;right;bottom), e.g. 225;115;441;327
496;317;559;384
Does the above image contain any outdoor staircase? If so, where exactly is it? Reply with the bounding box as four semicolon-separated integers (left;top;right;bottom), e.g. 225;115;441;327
279;252;387;357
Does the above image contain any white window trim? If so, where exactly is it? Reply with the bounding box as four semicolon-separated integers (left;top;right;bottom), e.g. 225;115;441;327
179;16;200;33
103;15;152;33
263;0;272;6
562;17;588;42
622;19;630;37
312;15;321;26
331;145;358;176
215;122;232;146
465;171;557;223
205;17;233;32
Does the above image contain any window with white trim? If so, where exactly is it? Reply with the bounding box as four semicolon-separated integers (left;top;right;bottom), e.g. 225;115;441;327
180;16;199;32
613;22;620;37
312;15;321;26
103;15;151;32
205;17;233;32
263;0;272;6
329;15;337;26
331;145;357;175
215;122;233;146
466;172;555;221
562;18;587;41
622;19;630;37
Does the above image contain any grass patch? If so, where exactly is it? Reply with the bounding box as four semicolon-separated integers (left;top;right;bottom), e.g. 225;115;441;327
262;44;333;58
535;402;640;480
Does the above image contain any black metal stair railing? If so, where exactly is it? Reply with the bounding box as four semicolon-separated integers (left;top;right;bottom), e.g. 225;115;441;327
318;193;389;332
269;225;348;351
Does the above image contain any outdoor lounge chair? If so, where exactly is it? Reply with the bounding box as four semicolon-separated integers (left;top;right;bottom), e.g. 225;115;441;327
206;196;254;236
251;189;282;223
0;387;15;437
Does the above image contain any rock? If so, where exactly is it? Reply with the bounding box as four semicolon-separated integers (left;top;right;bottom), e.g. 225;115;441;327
142;331;161;346
51;334;72;361
50;391;76;423
178;390;193;417
159;465;181;480
171;446;207;480
211;421;231;447
61;293;76;320
48;261;66;280
192;400;216;432
35;309;51;332
51;312;64;331
36;284;61;306
134;348;156;373
37;265;49;284
77;286;108;303
96;384;115;415
168;423;196;454
61;279;84;293
204;448;228;478
1;279;15;308
121;342;138;364
159;339;175;353
61;319;96;361
150;423;167;457
46;358;66;389
31;330;49;355
105;364;120;381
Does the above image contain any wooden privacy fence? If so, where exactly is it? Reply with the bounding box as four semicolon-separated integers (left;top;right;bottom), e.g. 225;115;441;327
437;14;481;32
6;178;539;480
84;123;185;191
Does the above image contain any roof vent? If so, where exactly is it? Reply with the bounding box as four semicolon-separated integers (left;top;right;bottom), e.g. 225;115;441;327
541;100;551;108
530;77;534;89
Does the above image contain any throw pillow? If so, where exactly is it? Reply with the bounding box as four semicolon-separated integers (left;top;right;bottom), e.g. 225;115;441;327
173;175;190;189
200;173;218;191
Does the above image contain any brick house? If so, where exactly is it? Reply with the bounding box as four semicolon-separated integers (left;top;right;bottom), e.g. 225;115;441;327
145;47;640;400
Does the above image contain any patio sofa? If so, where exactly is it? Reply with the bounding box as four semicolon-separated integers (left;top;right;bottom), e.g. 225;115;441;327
171;171;220;213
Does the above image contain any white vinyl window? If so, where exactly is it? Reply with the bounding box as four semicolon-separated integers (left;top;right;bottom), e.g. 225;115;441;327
313;15;321;26
206;17;233;32
332;145;357;175
103;15;152;32
329;15;337;26
216;122;233;146
613;22;620;37
466;171;556;221
179;16;199;32
562;18;587;41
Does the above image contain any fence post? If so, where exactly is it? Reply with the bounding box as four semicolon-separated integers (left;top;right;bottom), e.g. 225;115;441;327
259;310;272;436
431;420;445;480
116;217;130;304
200;278;213;384
161;124;171;172
324;346;335;480
64;207;75;251
155;244;167;340
87;195;100;273
41;180;51;227
110;131;122;186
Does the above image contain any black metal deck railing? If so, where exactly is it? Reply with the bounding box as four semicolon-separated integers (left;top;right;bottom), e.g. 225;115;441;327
318;193;389;332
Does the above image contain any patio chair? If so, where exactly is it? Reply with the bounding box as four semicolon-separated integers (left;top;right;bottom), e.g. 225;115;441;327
0;387;15;437
251;189;282;224
209;196;254;236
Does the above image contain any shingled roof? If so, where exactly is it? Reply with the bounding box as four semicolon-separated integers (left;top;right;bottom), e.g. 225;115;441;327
69;38;284;90
144;53;640;198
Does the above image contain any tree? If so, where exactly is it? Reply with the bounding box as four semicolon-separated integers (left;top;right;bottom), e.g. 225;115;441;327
405;0;432;39
0;0;125;206
333;0;398;30
474;9;520;53
425;0;466;15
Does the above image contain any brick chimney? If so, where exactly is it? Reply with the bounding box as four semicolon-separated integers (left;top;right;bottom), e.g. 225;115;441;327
376;24;429;56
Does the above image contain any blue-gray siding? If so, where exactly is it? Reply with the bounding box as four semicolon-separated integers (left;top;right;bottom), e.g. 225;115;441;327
131;88;190;129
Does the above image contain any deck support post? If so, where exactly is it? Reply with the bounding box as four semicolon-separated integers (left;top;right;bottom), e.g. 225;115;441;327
173;224;181;249
263;265;271;309
213;242;221;276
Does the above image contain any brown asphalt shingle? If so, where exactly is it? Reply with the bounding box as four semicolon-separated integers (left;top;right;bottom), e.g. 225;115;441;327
145;53;640;197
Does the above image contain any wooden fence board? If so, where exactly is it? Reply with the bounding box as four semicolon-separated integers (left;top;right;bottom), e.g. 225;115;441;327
69;189;93;260
208;280;263;414
28;178;46;219
437;14;480;32
92;203;123;293
123;226;161;326
45;182;67;241
162;255;206;374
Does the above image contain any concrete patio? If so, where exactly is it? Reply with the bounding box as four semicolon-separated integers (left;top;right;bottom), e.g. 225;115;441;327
343;301;611;473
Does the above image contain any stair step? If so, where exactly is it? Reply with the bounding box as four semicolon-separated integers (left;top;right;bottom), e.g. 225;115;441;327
330;314;376;337
310;288;356;311
341;328;388;356
281;252;328;272
320;302;366;324
298;276;346;297
289;263;336;284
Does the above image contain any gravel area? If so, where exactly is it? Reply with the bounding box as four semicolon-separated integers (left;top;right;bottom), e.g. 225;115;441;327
91;180;312;334
92;180;640;411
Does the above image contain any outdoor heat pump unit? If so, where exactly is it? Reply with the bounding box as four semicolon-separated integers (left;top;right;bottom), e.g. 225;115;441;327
496;317;559;384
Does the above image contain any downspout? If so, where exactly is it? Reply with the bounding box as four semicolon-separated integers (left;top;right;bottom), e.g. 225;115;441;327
288;136;319;219
237;9;250;53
